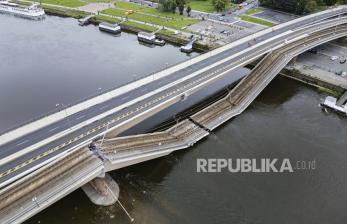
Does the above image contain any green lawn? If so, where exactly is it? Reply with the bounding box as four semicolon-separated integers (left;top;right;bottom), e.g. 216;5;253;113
189;0;215;13
240;15;275;27
42;5;90;18
84;0;113;2
245;8;263;15
102;8;126;17
29;0;86;7
189;0;232;13
102;7;198;30
94;14;121;23
122;21;157;32
115;1;191;19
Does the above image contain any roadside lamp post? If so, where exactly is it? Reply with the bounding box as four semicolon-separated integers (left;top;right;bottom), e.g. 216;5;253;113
100;123;109;148
56;103;72;130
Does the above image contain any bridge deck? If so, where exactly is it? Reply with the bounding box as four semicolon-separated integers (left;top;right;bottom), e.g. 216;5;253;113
100;119;209;169
0;148;103;224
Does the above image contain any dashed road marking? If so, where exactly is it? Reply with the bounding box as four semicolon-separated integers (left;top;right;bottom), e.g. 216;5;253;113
76;115;86;120
48;126;59;133
16;140;29;146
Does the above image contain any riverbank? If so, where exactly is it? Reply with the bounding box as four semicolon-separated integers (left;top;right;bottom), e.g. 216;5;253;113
19;1;213;51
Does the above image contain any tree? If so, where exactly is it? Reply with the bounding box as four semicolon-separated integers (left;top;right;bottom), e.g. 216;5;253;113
296;0;308;14
212;0;228;11
324;0;337;5
178;4;185;14
186;5;191;16
159;0;177;12
170;1;177;12
304;0;317;12
176;0;186;15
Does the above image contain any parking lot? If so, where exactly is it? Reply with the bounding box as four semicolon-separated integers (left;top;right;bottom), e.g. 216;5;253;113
188;19;264;46
297;42;347;78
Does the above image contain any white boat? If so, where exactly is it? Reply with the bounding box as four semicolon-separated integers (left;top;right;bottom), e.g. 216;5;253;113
321;96;347;115
154;38;165;46
78;15;93;26
137;32;156;44
180;37;197;53
180;45;193;53
99;22;121;34
0;1;45;19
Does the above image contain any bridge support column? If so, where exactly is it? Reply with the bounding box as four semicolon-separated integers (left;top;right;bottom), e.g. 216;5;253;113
82;173;119;206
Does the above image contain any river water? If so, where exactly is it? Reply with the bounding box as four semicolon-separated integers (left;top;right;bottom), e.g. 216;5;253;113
1;15;347;224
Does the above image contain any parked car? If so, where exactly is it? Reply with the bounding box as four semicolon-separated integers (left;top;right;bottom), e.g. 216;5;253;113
330;55;339;61
337;71;347;76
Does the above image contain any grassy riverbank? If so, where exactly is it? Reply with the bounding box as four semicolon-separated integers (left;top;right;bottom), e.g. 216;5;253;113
18;0;209;50
28;0;86;7
42;4;90;18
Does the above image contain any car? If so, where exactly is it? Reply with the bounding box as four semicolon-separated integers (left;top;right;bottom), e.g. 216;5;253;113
340;57;346;64
221;13;225;16
337;71;347;76
330;55;339;60
218;17;224;21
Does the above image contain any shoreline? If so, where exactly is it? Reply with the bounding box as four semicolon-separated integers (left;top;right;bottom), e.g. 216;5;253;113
41;5;212;52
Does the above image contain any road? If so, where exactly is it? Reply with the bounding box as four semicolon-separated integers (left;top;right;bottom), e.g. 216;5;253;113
0;7;347;188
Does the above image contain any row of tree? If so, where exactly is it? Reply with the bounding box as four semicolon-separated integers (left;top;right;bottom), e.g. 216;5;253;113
259;0;347;14
159;0;191;15
159;0;229;14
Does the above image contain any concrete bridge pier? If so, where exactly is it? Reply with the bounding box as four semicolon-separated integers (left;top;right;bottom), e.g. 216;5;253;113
82;173;119;206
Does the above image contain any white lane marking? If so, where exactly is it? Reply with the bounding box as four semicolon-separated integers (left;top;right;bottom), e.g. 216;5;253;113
48;126;59;133
76;115;86;120
16;140;29;146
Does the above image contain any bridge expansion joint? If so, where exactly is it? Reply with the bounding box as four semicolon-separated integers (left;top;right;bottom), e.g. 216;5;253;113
188;117;212;133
